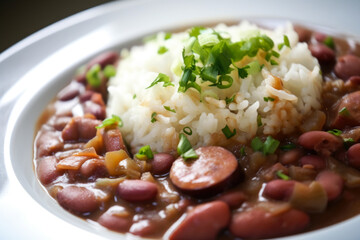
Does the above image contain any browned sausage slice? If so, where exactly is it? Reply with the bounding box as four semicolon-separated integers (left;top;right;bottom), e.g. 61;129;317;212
103;128;127;152
169;201;230;240
170;146;241;198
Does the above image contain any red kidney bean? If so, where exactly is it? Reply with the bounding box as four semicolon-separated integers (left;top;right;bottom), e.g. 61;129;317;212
298;131;342;156
217;191;247;209
103;128;127;153
347;143;360;168
83;101;106;120
37;156;63;185
263;179;296;201
98;207;132;232
151;153;175;175
335;54;360;80
314;32;327;43
62;116;101;142
300;155;326;170
279;148;304;165
80;158;108;179
169;201;230;240
117;180;158;202
331;91;360;129
87;51;119;69
57;186;99;213
53;116;72;131
170;146;241;198
316;170;344;201
344;76;360;89
79;90;96;102
57;81;83;101
230;208;309;239
294;25;312;42
36;131;64;157
130;220;159;237
309;44;335;63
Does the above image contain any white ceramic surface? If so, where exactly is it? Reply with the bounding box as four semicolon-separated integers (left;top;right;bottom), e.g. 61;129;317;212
1;0;360;239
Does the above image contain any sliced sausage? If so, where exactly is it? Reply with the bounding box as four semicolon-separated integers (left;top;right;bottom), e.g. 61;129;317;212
151;153;175;175
335;54;360;80
62;116;101;142
170;146;241;198
230;207;309;239
117;180;158;202
331;91;360;129
98;206;132;232
37;156;63;185
316;170;344;201
57;186;99;213
103;128;127;152
169;201;230;240
298;131;342;156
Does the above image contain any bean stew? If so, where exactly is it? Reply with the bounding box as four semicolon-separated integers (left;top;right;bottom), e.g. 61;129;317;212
34;24;360;239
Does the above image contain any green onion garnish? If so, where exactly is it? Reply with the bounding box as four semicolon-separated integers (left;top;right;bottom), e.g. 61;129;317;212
146;73;174;89
177;133;198;160
257;115;263;127
183;127;193;135
240;146;246;156
86;64;102;87
96;114;123;129
339;107;350;116
222;125;236;139
278;35;291;50
103;65;117;78
251;136;280;155
264;97;275;102
133;94;137;99
323;36;335;49
328;129;342;136
280;143;296;151
164;33;172;40
276;170;290;180
225;95;235;104
164;106;176;113
151;112;157;123
158;46;168;54
135;145;154;160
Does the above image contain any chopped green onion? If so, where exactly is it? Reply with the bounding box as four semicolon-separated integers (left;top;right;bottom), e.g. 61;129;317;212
146;73;174;89
270;59;279;65
251;136;280;155
240;146;246;156
177;133;198;160
344;138;355;143
327;129;342;136
164;106;176;113
251;137;264;152
278;35;291;50
276;170;290;180
339;107;350;116
280;143;296;151
198;33;220;47
158;46;168;54
183;127;193;135
96;114;123;129
133;94;137;99
164;32;172;40
151;112;157;123
257;115;262;127
86;64;102;87
323;36;335;49
103;65;117;78
189;26;206;38
225;95;235;104
222;125;236;139
246;60;262;75
264;97;275;102
135;145;154;160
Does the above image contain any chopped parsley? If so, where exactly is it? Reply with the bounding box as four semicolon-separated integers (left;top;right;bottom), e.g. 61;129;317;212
164;105;176;113
222;125;236;139
177;133;198;160
96;115;123;129
146;73;174;89
158;46;168;54
251;136;280;155
264;96;275;102
135;145;154;160
327;129;342;136
151;112;157;123
276;170;290;180
183;127;193;135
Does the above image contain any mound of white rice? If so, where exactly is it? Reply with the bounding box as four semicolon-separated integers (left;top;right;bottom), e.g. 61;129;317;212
107;21;322;153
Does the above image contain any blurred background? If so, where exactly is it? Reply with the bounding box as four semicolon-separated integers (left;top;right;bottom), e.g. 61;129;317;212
0;0;115;53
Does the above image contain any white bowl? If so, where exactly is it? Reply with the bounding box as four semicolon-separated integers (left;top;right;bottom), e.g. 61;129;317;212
1;0;360;239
